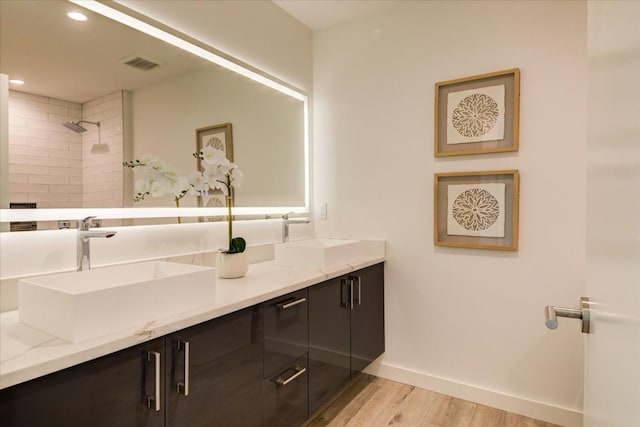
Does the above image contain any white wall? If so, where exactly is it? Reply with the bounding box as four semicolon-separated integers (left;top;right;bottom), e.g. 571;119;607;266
0;75;9;217
313;1;586;425
118;0;313;92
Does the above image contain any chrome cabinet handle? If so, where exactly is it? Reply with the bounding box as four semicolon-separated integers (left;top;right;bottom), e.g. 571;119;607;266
545;297;591;333
274;366;306;387
276;297;306;310
146;351;161;411
340;278;350;308
177;340;190;396
349;276;361;305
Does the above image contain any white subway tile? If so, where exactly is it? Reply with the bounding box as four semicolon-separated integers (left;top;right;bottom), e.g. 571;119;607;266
10;164;49;175
8;134;27;146
8;116;27;127
49;201;80;208
48;98;81;109
48;130;81;143
28;175;70;185
8;144;27;156
11;183;48;193
26;100;68;115
68;159;82;168
9;153;28;164
48;184;83;194
28;156;69;167
49;148;82;160
28;137;69;151
9;174;28;184
49;167;82;177
28;192;70;202
9;192;29;202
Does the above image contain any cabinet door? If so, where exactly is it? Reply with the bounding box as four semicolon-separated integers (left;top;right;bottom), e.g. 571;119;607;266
263;288;308;377
350;263;385;374
308;276;351;415
263;354;308;427
87;338;166;427
165;306;263;427
0;338;165;427
0;362;91;427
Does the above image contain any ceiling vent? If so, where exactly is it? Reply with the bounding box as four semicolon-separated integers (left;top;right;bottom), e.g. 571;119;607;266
122;56;160;71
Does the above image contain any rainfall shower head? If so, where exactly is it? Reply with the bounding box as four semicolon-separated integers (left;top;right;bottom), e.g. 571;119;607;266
63;120;100;133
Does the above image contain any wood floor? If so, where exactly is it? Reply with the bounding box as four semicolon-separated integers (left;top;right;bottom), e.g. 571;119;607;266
306;374;561;427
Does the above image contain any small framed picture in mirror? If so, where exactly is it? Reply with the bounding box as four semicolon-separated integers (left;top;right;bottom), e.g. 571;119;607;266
434;170;519;251
196;122;234;211
434;69;519;157
196;122;234;163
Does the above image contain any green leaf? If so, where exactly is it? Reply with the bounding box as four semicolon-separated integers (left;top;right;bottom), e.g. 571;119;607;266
227;237;246;254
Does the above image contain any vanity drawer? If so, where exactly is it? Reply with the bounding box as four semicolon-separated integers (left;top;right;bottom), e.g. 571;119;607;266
263;355;308;427
263;289;309;377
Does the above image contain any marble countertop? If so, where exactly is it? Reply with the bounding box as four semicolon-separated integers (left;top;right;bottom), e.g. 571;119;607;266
0;255;384;390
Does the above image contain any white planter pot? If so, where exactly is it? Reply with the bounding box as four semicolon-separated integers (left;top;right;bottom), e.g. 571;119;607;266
215;251;248;279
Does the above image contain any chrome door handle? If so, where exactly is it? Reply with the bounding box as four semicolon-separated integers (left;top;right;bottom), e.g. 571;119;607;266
146;351;161;411
545;297;590;333
177;340;190;396
349;276;361;305
274;366;306;387
276;297;306;310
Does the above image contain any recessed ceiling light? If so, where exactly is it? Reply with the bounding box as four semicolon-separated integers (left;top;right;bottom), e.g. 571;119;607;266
67;11;87;21
9;79;25;85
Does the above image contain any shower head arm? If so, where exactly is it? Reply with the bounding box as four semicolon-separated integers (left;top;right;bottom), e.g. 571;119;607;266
77;120;101;127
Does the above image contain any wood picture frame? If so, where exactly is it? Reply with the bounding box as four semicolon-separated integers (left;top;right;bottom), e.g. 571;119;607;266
434;69;520;157
196;122;233;164
434;170;519;251
195;123;233;210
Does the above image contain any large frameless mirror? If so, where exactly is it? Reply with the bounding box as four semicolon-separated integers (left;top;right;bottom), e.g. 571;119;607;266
0;0;309;230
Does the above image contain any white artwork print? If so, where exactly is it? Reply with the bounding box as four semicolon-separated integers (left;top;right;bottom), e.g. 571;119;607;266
446;84;505;145
202;131;226;154
447;183;506;238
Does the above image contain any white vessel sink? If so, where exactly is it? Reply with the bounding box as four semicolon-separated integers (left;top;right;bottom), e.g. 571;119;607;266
274;238;363;270
19;261;215;343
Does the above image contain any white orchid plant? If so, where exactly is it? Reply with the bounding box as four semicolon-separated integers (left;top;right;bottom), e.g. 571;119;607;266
123;147;246;253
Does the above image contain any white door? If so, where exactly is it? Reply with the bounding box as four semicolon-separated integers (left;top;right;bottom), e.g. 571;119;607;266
584;1;640;426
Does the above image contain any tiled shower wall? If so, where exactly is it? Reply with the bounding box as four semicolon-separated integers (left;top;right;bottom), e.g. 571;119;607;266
8;91;83;211
7;90;124;228
81;91;123;208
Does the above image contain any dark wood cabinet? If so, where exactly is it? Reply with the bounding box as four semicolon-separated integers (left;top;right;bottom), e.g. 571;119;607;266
262;289;309;425
308;263;385;415
0;263;383;426
0;338;165;427
350;262;385;374
165;306;263;427
263;355;308;427
308;276;352;415
263;289;308;378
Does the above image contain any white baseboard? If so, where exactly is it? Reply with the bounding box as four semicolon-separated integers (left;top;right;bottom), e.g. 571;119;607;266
363;360;582;427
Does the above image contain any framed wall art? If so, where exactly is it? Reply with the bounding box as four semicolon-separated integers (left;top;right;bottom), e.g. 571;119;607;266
434;69;520;157
195;122;234;211
199;193;227;222
196;122;233;163
434;170;519;251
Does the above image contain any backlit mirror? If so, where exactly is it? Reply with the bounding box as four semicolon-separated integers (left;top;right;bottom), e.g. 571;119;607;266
0;0;308;230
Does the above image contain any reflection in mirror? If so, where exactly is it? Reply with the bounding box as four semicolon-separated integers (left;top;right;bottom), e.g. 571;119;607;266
0;0;307;230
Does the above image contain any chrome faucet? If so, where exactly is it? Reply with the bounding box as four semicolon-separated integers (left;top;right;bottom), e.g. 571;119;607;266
282;213;310;243
77;216;116;271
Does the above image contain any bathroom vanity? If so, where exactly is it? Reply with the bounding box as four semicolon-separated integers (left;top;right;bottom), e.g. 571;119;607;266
0;257;384;426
